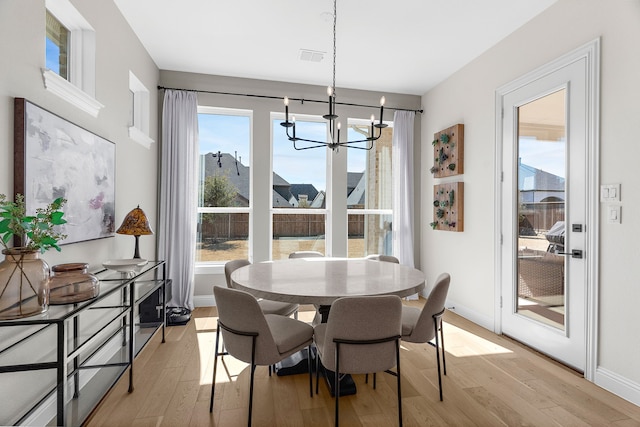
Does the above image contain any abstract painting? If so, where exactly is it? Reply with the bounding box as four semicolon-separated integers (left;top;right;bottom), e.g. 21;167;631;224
14;98;116;245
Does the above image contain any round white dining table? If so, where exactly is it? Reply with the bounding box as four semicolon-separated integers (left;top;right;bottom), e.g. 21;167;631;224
230;257;426;306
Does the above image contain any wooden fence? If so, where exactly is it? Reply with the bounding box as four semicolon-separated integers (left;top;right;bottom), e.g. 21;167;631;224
199;212;365;239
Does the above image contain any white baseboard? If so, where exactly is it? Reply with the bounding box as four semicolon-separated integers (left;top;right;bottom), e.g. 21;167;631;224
444;298;496;332
194;294;215;307
595;366;640;407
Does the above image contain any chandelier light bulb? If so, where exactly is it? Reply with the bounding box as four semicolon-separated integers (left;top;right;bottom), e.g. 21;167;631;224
380;96;386;106
284;96;289;106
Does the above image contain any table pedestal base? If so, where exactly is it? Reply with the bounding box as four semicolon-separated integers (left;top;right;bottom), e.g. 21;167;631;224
318;364;357;397
276;347;314;376
275;348;357;396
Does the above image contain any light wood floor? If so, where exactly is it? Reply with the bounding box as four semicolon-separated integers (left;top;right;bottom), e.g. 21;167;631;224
86;302;640;426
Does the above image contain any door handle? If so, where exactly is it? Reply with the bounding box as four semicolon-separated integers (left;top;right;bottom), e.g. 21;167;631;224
558;249;583;259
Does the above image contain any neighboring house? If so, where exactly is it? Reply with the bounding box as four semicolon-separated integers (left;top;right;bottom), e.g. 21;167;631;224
347;172;365;208
518;160;565;204
201;152;328;208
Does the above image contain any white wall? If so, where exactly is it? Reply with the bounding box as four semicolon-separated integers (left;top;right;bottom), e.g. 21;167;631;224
0;0;159;423
421;0;640;404
159;71;423;304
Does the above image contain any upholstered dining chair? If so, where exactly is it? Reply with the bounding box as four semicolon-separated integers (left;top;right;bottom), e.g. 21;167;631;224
366;254;400;263
210;286;314;426
314;295;403;426
288;251;324;258
401;272;450;401
225;259;299;319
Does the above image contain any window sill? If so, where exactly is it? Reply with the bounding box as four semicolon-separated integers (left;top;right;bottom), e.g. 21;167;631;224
129;126;155;149
42;69;104;117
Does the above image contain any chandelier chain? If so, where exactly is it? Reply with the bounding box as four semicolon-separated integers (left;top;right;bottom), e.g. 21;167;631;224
332;0;337;95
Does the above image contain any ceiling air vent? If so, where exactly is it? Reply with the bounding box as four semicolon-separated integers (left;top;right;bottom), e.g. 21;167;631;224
299;49;325;62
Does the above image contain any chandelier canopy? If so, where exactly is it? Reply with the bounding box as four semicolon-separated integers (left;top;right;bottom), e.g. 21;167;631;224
280;0;388;151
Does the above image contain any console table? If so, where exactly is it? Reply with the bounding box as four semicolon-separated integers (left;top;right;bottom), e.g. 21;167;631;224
0;260;167;426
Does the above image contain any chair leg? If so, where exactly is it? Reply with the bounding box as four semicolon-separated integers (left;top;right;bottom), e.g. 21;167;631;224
335;344;340;427
396;339;403;427
210;323;222;412
440;321;447;376
434;320;443;401
373;372;377;390
307;345;313;397
247;335;257;427
315;349;320;394
248;365;256;427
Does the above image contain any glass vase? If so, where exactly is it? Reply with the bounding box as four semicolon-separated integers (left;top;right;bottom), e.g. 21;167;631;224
49;263;100;304
0;248;50;320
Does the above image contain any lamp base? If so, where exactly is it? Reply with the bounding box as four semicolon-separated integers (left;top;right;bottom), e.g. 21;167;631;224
133;235;141;259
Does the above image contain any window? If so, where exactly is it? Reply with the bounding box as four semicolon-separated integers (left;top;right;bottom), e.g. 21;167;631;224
272;116;327;259
43;0;103;117
196;107;252;263
128;71;154;148
46;11;69;79
347;119;394;258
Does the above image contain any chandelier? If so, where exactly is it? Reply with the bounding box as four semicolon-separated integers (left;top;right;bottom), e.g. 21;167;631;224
280;0;387;151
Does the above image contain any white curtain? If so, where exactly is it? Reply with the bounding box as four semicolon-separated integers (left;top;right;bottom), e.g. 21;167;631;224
392;110;415;268
158;89;198;310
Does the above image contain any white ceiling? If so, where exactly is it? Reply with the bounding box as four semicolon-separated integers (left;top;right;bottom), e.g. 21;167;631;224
114;0;558;95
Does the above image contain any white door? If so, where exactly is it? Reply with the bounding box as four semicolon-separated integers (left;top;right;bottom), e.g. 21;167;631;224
498;46;597;372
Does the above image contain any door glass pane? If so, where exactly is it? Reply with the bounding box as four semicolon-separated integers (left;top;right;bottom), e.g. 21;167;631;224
516;89;566;329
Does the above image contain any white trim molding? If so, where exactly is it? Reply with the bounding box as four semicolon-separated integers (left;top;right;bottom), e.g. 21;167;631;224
42;69;104;117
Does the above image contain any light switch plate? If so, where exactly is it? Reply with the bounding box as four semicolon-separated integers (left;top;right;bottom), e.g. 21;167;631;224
607;205;621;224
601;184;621;202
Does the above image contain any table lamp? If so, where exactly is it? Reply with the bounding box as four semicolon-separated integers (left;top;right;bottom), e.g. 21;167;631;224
116;205;154;259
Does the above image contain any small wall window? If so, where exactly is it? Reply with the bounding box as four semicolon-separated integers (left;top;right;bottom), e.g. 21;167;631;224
128;71;154;148
43;0;103;117
45;11;69;79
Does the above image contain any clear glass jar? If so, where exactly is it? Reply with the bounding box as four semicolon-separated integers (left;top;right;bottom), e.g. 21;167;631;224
0;248;49;320
49;263;99;304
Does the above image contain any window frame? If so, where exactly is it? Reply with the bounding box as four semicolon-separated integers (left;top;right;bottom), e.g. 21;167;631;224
43;0;103;117
346;118;394;257
195;106;253;272
128;71;154;148
270;112;330;259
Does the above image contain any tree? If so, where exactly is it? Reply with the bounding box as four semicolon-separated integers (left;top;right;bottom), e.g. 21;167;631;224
202;173;238;207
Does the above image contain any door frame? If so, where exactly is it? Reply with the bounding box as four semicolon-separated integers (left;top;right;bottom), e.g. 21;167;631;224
494;39;600;380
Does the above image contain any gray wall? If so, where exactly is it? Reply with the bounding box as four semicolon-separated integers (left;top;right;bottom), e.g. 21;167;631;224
420;0;640;405
0;0;159;268
0;0;158;423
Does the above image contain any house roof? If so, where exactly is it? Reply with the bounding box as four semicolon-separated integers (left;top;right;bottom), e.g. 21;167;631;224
519;162;565;192
289;184;319;201
202;152;294;207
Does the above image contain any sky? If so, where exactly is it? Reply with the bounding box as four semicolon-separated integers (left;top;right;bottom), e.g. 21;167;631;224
518;137;566;178
198;113;367;192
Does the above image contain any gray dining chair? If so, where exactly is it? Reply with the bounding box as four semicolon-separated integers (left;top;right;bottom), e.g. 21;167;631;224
288;251;324;258
225;259;299;319
314;295;403;426
210;286;314;426
366;254;400;263
401;272;450;401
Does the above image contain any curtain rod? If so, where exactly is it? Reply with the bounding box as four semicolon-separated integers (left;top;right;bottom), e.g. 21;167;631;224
157;85;423;114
